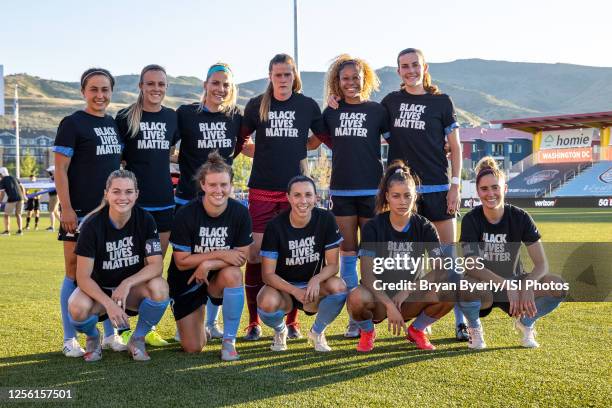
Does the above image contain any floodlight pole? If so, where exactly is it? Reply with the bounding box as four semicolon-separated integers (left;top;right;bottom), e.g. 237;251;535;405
293;0;299;71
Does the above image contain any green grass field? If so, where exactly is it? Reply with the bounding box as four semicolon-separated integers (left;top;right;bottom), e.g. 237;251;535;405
0;208;611;407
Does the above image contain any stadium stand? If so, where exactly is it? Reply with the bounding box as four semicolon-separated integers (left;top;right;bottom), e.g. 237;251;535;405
552;161;612;197
506;162;589;197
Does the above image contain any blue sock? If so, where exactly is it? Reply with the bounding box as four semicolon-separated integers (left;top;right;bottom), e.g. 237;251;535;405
412;311;438;331
133;298;170;338
60;277;77;340
221;287;244;341
69;314;99;338
454;305;466;326
312;292;347;334
257;308;286;333
340;255;358;290
206;298;220;327
520;296;563;328
103;318;115;338
459;300;482;328
356;319;374;333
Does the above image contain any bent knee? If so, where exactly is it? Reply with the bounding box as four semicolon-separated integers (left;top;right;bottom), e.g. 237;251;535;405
220;266;243;286
257;289;281;312
325;277;347;294
147;277;169;301
348;286;370;308
181;340;205;354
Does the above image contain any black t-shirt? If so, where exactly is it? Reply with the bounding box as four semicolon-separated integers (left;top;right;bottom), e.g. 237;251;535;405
359;212;441;281
460;204;541;279
260;208;342;283
323;101;387;192
167;198;253;297
381;90;458;185
117;106;179;208
243;93;326;191
75;206;161;288
0;176;24;202
176;104;242;201
53;111;123;217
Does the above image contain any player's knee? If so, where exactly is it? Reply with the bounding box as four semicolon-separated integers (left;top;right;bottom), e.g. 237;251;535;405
181;338;205;354
220;266;243;287
326;277;347;294
257;291;280;313
147;277;169;301
68;298;89;321
541;275;568;299
347;286;367;310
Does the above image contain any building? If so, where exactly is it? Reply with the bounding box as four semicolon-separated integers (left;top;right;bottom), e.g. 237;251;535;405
0;129;54;172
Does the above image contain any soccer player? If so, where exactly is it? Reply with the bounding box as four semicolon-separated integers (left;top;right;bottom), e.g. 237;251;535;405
46;167;60;232
310;54;387;337
235;54;328;341
459;157;566;349
53;68;123;357
258;176;346;352
328;48;467;339
174;63;242;338
168;152;252;361
347;161;454;352
115;64;179;347
24;175;41;230
0;167;26;236
68;170;169;362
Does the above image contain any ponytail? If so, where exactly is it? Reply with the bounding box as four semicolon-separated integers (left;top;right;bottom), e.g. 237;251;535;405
475;156;505;186
375;160;419;214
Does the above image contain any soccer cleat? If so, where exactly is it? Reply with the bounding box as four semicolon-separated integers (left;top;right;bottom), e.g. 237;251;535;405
102;334;128;351
121;329;133;345
16;230;23;236
1;230;9;236
270;327;288;351
25;226;30;231
244;323;262;341
46;226;55;232
308;330;332;352
62;338;85;357
456;323;469;342
128;336;151;361
220;340;240;361
83;335;102;362
356;329;377;352
207;324;224;339
514;319;540;348
287;322;302;339
344;319;360;338
145;330;169;347
407;324;436;350
467;326;487;350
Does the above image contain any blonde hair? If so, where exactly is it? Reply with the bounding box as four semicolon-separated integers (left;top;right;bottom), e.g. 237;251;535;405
259;54;302;122
197;62;238;116
121;64;167;138
323;54;380;105
376;160;419;214
80;170;139;226
475;156;505;186
397;48;440;95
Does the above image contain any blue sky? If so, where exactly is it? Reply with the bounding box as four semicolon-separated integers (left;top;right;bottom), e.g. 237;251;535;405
1;0;608;83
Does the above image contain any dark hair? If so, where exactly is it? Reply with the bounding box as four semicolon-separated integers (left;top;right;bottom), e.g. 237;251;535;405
195;150;233;186
396;48;440;95
375;160;419;214
80;67;115;90
475;156;505;186
287;175;317;194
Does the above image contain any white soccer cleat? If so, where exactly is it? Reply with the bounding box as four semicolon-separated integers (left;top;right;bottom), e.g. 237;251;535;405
270;327;288;352
102;334;128;352
467;326;487;350
308;330;332;352
514;319;540;348
207;324;224;339
344;319;360;338
62;338;85;357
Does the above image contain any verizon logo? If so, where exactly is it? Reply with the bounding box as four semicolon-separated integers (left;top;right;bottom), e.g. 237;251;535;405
534;199;556;207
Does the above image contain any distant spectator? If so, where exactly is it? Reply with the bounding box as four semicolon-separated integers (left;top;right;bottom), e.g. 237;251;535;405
0;167;26;236
47;167;60;231
25;174;41;230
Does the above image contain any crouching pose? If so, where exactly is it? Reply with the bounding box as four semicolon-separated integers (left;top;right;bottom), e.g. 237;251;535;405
68;170;169;362
257;176;346;352
459;157;566;349
347;161;455;352
168;152;252;361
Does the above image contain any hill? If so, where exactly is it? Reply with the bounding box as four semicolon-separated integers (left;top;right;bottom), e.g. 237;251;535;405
2;59;612;133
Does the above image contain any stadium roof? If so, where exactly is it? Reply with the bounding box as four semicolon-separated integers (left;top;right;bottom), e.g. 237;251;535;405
490;111;612;133
460;127;531;142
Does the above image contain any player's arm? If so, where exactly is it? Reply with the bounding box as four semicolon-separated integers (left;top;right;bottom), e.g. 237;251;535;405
305;246;340;302
307;133;332;150
173;248;247;271
447;128;462;214
234;125;255;158
261;255;306;301
54;153;78;233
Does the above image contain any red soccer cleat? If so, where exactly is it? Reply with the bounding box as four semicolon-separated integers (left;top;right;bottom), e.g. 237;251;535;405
356;329;376;352
407;324;436;350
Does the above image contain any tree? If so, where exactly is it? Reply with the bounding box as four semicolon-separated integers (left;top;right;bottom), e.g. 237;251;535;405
20;149;39;177
310;148;331;195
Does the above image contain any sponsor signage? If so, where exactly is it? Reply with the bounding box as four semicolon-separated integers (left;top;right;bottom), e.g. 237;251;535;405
540;128;594;150
461;197;612;208
537;147;592;163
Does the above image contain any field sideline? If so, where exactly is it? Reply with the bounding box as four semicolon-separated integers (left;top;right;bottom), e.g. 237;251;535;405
0;208;610;407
